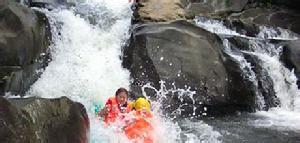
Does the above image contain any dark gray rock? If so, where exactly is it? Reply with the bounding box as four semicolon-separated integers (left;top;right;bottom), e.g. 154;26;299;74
123;21;255;117
249;0;300;10
0;96;89;143
181;0;248;18
281;40;300;88
0;96;35;143
0;0;8;7
272;0;300;10
28;0;79;8
0;3;50;95
229;8;300;34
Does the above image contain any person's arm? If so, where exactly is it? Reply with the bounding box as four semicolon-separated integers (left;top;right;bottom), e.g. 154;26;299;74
98;105;109;117
98;99;112;117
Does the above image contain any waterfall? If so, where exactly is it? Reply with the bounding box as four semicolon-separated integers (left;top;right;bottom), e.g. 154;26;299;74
27;1;134;142
195;16;300;131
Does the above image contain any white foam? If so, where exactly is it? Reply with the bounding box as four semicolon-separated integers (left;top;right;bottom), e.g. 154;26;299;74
180;119;222;143
257;26;299;40
254;108;300;132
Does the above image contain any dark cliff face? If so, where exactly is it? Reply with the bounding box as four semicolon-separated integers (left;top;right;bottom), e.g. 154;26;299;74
0;96;89;143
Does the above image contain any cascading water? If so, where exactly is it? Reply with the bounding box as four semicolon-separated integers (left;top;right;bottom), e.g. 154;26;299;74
247;40;300;131
28;1;133;142
195;16;300;132
23;1;221;142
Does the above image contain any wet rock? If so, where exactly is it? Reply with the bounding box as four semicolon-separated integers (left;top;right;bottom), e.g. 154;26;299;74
0;3;51;95
135;0;249;22
183;0;248;18
136;0;186;22
0;96;89;143
281;40;300;88
0;96;35;142
28;0;81;8
123;21;255;117
229;8;300;34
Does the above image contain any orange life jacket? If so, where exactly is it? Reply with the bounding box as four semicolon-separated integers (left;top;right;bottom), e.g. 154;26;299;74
104;97;131;124
124;111;154;143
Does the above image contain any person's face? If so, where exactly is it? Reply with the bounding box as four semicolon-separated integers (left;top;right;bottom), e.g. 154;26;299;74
116;92;128;105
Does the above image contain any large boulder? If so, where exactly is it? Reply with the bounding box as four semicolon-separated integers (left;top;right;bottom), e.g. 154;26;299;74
136;0;186;22
0;3;50;95
135;0;249;22
0;96;89;143
123;21;255;117
0;96;35;142
182;0;248;19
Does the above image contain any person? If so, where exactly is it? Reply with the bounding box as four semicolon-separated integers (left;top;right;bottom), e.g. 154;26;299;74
124;97;154;143
99;88;132;124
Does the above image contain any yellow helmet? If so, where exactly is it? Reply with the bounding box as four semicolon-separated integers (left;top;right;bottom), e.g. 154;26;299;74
134;97;151;111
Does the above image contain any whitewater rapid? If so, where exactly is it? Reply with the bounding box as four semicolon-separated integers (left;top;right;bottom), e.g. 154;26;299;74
25;1;222;142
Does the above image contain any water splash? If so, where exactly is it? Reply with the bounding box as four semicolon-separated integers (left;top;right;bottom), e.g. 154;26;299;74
141;81;198;118
141;81;222;142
